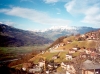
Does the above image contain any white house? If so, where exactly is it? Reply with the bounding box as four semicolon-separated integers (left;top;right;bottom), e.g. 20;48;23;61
65;54;72;60
61;62;67;70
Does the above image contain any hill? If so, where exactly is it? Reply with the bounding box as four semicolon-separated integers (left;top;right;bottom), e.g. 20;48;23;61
0;24;53;46
7;29;100;74
29;29;100;63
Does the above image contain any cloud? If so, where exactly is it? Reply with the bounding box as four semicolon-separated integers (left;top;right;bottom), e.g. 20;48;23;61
65;0;100;14
43;0;71;4
20;0;34;3
64;0;89;14
0;20;16;26
82;6;100;25
0;7;71;26
64;0;100;25
43;0;59;3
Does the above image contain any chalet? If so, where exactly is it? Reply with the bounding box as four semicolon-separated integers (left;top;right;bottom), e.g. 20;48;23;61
61;62;67;70
65;54;72;60
61;62;76;74
69;49;76;54
90;51;97;60
22;58;45;73
59;43;65;46
72;47;78;51
38;58;45;69
52;55;58;60
28;65;42;73
22;62;32;71
81;34;85;38
66;65;76;74
79;47;86;53
38;61;45;69
81;60;100;74
52;52;60;60
85;49;91;55
47;60;55;73
66;40;72;44
86;32;97;40
79;52;87;58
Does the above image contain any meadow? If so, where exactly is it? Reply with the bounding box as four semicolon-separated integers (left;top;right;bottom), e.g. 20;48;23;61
0;44;50;61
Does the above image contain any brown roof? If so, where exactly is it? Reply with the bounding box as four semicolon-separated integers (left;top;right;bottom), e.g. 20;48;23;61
81;60;100;70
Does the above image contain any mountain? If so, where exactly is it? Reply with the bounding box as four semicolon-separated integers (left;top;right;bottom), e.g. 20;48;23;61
0;24;53;46
0;24;98;47
34;26;99;40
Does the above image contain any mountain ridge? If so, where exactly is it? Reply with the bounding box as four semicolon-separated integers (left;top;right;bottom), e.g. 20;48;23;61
0;24;99;46
0;24;53;46
34;26;99;40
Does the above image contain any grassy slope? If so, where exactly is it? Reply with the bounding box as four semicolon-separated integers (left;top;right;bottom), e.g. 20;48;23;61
10;36;97;71
63;40;96;49
63;36;96;49
28;36;96;63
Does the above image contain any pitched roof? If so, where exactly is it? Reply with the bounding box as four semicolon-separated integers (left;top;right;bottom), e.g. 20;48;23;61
81;60;100;70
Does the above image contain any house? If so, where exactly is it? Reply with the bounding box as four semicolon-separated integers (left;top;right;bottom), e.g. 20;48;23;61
59;43;65;46
28;65;42;73
38;61;45;68
52;55;58;60
40;50;45;54
47;60;55;73
52;52;60;60
38;58;45;69
22;62;43;73
79;47;86;53
66;40;72;44
68;49;76;54
79;52;88;59
81;60;100;74
72;47;78;51
66;65;76;74
90;51;97;60
61;62;67;70
85;49;91;55
61;62;76;74
65;54;72;60
81;34;85;38
22;62;32;71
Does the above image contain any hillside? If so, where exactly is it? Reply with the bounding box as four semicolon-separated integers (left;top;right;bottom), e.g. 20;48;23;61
9;29;100;65
0;24;53;46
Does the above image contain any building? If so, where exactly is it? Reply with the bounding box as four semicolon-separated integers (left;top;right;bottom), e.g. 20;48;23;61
81;60;100;74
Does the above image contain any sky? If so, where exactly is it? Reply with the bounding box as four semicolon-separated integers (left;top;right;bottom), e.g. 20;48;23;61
0;0;100;31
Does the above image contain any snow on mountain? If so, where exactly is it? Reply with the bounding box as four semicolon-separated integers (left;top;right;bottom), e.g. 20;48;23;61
34;26;99;41
49;26;78;30
34;26;82;32
35;26;98;33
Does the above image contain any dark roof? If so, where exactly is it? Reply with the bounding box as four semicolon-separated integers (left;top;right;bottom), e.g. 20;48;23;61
81;60;100;70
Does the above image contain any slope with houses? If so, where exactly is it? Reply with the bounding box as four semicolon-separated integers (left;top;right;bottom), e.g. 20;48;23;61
7;29;100;74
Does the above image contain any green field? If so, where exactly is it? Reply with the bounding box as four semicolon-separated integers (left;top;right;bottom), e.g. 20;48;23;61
0;44;50;61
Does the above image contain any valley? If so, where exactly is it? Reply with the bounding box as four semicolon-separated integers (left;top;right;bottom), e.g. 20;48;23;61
0;44;50;61
0;24;100;74
6;29;100;74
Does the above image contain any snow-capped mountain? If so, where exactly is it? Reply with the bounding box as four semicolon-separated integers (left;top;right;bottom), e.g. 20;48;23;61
34;26;99;41
48;26;79;30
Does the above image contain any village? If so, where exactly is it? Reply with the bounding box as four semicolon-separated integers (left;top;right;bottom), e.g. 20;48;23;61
0;0;100;74
20;30;100;74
